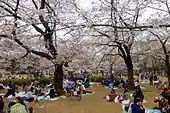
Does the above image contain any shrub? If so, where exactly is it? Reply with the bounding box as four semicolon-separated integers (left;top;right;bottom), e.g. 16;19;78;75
89;75;109;82
0;77;52;86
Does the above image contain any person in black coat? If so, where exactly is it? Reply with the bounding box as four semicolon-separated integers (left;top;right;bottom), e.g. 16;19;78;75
134;86;144;102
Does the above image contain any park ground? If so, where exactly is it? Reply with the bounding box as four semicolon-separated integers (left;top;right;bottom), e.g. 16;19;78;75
27;83;161;113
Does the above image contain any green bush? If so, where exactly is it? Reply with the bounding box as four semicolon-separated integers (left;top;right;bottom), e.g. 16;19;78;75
89;75;109;82
0;77;52;86
14;79;31;86
89;74;123;82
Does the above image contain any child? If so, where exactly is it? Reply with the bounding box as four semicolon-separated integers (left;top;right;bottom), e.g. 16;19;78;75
105;88;118;102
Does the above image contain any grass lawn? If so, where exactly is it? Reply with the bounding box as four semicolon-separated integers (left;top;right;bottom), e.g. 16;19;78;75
25;83;161;113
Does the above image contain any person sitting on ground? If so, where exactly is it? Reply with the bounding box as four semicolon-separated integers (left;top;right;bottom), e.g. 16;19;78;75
150;75;154;85
161;88;170;105
0;96;4;113
120;88;130;102
76;80;85;94
48;88;57;98
129;97;145;113
10;97;28;113
121;88;131;111
105;88;118;102
154;96;168;112
119;79;125;88
134;86;144;102
4;81;16;97
22;91;35;103
136;79;139;83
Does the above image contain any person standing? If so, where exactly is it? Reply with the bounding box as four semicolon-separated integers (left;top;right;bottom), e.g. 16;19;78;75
149;75;153;85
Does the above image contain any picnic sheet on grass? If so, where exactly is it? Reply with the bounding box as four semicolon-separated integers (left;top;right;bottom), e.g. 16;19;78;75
82;92;95;96
146;109;161;113
104;86;119;89
37;96;64;102
122;109;161;113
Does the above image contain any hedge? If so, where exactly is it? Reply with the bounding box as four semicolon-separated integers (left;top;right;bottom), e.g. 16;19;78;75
0;75;122;86
89;75;109;82
0;78;52;86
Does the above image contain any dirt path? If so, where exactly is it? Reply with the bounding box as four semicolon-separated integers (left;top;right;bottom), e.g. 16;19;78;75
30;84;160;113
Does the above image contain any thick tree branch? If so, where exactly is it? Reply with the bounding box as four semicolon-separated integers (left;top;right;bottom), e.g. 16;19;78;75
14;0;20;12
32;0;38;9
40;0;45;9
0;34;53;60
32;24;45;34
0;5;22;20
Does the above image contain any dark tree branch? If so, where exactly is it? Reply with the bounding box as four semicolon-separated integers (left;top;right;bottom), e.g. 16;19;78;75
1;34;53;60
0;5;22;20
0;1;15;11
21;51;30;58
40;0;45;9
32;24;45;34
0;34;8;38
39;15;51;32
32;0;38;9
31;50;53;60
149;31;163;44
14;0;20;12
164;36;170;45
94;29;110;38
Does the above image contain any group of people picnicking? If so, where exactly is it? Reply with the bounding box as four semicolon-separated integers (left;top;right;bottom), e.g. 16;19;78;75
0;75;93;113
102;74;170;113
0;72;170;113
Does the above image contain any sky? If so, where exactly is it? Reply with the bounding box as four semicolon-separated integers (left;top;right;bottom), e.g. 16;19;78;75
77;0;168;23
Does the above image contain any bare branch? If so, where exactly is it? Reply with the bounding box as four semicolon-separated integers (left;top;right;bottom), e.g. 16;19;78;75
32;0;38;9
31;24;45;34
94;29;110;38
14;0;20;12
149;31;163;44
21;51;30;58
0;5;22;20
40;0;45;9
164;36;170;45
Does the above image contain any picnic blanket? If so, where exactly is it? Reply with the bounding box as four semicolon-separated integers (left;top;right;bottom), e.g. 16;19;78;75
122;109;161;113
82;92;95;96
146;109;161;113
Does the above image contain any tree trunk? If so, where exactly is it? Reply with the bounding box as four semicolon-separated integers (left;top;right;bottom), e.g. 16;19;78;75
125;56;134;90
110;63;113;79
53;64;64;96
165;55;170;87
122;44;134;89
